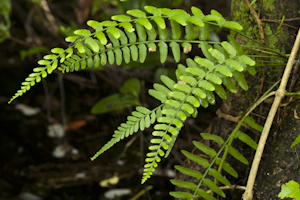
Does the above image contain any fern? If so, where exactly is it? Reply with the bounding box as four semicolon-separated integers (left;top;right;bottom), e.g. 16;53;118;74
90;105;162;161
8;5;258;194
8;6;243;103
170;117;261;200
140;40;256;183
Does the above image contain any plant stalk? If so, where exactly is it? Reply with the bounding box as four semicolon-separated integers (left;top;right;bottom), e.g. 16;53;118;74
242;28;300;200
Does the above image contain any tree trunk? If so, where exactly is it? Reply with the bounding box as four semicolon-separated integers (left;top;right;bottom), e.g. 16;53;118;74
176;0;300;199
231;0;300;199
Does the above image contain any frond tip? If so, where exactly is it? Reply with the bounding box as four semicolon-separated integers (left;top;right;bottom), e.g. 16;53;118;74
90;106;161;161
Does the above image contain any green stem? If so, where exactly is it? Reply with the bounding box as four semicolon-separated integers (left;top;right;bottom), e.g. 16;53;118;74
285;92;300;96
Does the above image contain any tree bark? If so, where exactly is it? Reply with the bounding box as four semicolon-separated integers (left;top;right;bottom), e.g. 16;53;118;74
176;0;300;199
231;0;300;199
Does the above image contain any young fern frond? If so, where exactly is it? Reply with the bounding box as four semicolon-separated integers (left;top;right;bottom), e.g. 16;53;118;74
140;40;256;183
8;6;243;104
170;116;262;200
90;105;162;161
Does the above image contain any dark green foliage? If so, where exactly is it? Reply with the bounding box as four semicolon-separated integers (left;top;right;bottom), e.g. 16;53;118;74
170;118;261;199
91;78;141;114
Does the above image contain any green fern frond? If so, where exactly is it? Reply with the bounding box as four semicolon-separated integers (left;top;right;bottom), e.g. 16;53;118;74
170;118;261;200
141;39;256;183
90;105;162;161
9;6;243;104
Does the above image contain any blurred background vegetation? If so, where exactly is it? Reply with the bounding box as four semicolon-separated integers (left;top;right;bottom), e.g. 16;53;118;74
0;0;231;199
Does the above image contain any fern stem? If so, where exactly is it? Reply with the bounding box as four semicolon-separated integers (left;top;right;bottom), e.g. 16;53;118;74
243;47;288;57
229;28;287;58
211;124;243;197
284;91;300;96
60;39;220;73
248;54;287;60
193;134;232;197
67;16;224;50
218;80;279;167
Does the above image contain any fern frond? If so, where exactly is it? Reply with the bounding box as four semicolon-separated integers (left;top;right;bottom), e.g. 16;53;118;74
90;105;162;161
170;117;261;200
141;39;256;183
9;6;243;104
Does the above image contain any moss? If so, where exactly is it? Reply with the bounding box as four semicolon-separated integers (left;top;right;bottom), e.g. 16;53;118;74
261;0;275;12
264;24;278;49
231;1;262;48
231;0;286;94
231;0;279;49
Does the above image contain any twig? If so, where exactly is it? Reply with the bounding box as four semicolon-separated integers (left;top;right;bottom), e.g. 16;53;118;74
244;0;265;44
40;0;59;37
272;17;300;21
216;109;241;122
6;36;33;47
288;59;300;93
261;19;298;30
280;59;300;122
243;47;286;56
25;9;43;46
250;112;266;119
207;185;247;194
253;63;266;103
216;110;260;134
242;28;300;200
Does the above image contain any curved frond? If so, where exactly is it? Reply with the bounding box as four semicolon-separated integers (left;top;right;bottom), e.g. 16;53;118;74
142;39;257;183
90;105;161;161
9;6;243;103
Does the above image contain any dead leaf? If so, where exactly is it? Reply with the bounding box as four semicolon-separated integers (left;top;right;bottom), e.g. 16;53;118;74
67;120;87;130
294;109;299;120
